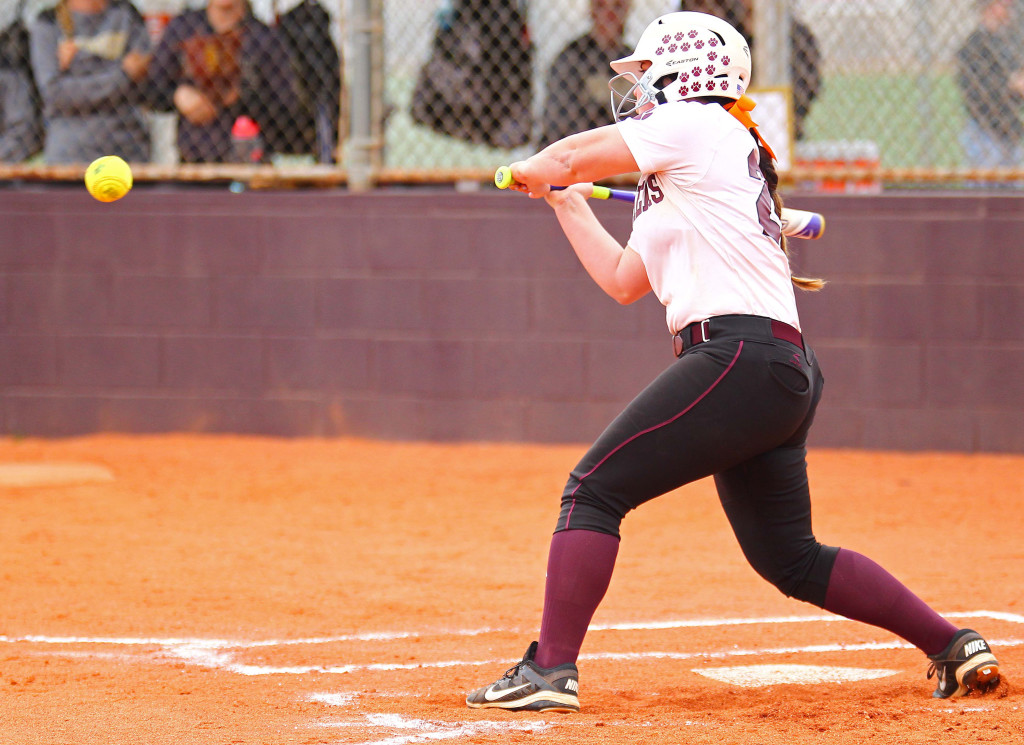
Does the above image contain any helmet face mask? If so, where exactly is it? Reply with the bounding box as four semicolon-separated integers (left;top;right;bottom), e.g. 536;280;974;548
608;11;751;122
609;70;647;121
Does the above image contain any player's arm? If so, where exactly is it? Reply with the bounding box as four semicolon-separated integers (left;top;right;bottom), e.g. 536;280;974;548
545;185;651;305
508;124;638;199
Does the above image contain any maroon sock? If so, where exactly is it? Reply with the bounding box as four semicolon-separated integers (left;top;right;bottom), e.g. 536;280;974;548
823;548;958;656
534;529;620;669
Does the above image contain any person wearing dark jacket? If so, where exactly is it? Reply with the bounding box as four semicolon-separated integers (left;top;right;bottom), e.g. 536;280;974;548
540;0;632;146
0;66;41;161
147;0;300;163
956;0;1024;167
1;10;43;161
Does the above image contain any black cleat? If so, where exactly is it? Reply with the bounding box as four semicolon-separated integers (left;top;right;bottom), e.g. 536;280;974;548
926;628;1000;698
466;641;580;713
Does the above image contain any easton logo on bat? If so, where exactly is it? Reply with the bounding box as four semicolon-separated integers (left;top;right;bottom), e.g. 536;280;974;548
633;175;665;220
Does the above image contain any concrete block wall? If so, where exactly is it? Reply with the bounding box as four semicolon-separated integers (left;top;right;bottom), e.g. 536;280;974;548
792;194;1024;452
1;187;1021;451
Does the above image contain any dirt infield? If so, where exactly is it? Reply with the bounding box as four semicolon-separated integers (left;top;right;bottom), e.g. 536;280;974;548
1;435;1021;744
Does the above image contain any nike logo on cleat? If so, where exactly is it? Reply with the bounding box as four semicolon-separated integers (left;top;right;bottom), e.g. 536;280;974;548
564;678;579;693
964;640;988;656
484;683;530;701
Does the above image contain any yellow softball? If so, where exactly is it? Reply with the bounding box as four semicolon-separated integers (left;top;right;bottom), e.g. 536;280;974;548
85;155;133;203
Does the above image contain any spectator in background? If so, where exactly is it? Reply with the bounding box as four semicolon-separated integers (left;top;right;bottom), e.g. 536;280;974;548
0;67;41;161
410;0;534;149
680;0;821;140
1;7;43;161
956;0;1024;168
275;0;343;163
147;0;299;163
540;0;632;146
28;0;151;163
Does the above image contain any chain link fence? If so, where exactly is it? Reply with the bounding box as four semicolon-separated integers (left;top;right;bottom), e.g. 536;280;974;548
2;0;1023;188
0;0;344;183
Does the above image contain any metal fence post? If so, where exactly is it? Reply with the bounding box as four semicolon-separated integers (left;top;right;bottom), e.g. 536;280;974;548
753;0;791;89
348;0;382;191
912;0;939;164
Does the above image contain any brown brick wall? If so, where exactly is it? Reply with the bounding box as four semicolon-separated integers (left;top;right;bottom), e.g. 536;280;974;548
1;188;1021;451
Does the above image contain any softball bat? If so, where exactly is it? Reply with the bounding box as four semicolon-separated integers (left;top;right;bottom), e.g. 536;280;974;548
777;209;825;240
494;166;825;240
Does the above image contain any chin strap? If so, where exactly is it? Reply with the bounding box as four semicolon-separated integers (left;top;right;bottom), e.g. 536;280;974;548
725;95;777;162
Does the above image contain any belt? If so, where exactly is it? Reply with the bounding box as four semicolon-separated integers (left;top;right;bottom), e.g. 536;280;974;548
673;314;804;357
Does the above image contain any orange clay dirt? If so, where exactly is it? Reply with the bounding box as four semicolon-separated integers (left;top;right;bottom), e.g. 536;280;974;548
1;434;1021;745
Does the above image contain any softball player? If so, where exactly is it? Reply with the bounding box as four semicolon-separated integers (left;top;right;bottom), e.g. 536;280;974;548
466;12;1001;713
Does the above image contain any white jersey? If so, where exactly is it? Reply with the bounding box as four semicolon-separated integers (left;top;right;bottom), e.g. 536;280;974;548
615;100;801;334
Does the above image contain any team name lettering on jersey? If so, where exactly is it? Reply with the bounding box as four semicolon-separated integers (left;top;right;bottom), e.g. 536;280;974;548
633;174;665;221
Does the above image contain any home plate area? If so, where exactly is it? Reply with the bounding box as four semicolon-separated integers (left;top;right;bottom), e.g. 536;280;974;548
289;610;1021;740
691;663;898;687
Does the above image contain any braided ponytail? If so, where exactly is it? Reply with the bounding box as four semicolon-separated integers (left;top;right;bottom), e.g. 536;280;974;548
754;133;825;292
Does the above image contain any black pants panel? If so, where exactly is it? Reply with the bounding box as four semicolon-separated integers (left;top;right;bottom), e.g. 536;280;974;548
555;319;837;605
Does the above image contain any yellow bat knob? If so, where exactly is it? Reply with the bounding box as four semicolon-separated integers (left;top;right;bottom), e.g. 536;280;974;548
494;166;514;190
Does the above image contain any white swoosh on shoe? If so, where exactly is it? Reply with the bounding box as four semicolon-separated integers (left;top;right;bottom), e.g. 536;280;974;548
483;682;531;701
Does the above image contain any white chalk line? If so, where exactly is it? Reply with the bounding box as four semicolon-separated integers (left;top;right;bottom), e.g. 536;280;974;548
6;615;1018;745
4;609;1021;651
312;713;552;745
145;635;1024;677
313;711;709;742
308;705;709;745
3;611;1021;678
0;628;498;647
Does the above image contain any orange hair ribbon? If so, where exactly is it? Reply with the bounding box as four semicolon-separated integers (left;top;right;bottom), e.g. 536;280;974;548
726;95;777;162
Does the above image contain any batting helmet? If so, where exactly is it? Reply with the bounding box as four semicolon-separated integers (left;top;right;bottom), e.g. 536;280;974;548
609;11;751;121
